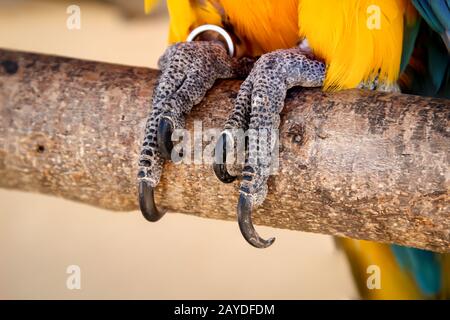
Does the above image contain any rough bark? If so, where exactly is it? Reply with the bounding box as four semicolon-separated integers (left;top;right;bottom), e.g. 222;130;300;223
0;49;448;252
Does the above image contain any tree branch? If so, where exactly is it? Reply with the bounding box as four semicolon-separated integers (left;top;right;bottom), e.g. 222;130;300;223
0;49;448;252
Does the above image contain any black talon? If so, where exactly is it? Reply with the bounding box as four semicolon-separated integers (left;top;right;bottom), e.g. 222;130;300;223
157;117;175;160
138;180;167;222
237;193;275;248
213;132;237;183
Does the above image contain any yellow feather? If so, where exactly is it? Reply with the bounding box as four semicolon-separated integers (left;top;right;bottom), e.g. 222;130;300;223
339;239;422;299
166;0;409;89
219;0;299;56
144;0;159;14
299;0;407;90
167;0;222;44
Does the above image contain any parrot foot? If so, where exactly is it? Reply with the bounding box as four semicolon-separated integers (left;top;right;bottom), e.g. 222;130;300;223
138;41;240;222
212;77;254;183
215;48;325;247
137;122;166;222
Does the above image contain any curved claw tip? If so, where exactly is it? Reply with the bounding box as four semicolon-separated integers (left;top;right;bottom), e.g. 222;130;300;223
138;180;167;222
157;117;174;160
237;193;275;248
213;132;237;184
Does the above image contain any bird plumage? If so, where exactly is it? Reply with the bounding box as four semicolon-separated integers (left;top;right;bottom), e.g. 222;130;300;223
339;239;449;299
400;0;450;98
165;0;412;90
298;0;409;90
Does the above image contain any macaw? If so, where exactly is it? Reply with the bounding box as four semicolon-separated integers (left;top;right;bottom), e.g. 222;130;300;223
139;0;449;298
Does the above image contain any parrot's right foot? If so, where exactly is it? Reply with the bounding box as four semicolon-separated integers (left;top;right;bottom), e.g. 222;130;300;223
138;41;241;222
213;48;326;248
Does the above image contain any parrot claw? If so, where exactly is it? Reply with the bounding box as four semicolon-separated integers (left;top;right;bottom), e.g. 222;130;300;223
220;48;325;248
237;193;275;248
213;131;237;183
157;116;175;160
137;41;237;225
138;180;167;222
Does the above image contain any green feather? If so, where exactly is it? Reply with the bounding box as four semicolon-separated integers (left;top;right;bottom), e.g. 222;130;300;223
400;18;421;73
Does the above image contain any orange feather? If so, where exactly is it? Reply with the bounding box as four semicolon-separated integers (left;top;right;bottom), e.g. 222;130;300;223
166;0;412;89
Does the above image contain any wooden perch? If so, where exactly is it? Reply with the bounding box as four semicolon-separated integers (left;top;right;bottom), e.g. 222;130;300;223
0;49;449;252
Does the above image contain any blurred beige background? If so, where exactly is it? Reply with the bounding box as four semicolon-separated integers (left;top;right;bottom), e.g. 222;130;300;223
0;0;357;299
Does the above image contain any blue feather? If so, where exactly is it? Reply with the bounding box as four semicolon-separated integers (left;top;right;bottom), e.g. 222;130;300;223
391;245;442;297
412;0;447;33
412;0;450;51
429;0;450;31
400;17;421;73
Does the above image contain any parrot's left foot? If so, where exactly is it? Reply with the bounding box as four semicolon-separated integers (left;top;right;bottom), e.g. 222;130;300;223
214;48;325;248
138;41;254;222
